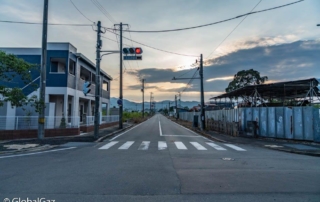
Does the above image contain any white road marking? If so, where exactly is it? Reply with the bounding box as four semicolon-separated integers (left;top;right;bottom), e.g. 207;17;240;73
206;142;226;151
159;121;163;136
118;141;135;150
158;141;167;150
138;141;150;150
190;142;207;150
161;134;201;137
174;141;187;150
166;116;213;141
224;144;246;151
98;141;118;150
109;121;145;141
0;147;76;159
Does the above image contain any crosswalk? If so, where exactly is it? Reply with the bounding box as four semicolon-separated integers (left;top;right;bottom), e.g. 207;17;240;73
98;141;246;152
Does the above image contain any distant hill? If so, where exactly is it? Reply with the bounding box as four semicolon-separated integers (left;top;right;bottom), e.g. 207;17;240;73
110;97;199;111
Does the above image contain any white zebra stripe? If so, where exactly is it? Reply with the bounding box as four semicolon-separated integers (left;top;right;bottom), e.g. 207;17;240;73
190;142;207;150
206;142;226;151
118;141;135;150
224;144;246;151
138;141;150;150
158;141;167;150
98;141;118;150
174;141;187;150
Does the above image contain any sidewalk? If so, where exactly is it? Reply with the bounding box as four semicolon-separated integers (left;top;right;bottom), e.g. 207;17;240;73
0;122;133;155
171;118;320;157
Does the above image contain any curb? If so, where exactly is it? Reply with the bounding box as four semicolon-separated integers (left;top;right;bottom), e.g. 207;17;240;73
0;145;58;156
95;124;134;142
267;147;320;157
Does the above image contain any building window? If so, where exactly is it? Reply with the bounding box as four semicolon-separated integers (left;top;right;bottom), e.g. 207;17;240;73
102;81;108;91
80;66;91;82
69;59;75;75
91;74;96;85
50;58;66;73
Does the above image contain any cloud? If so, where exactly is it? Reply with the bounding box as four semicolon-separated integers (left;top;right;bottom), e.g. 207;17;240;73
206;76;233;82
129;39;320;94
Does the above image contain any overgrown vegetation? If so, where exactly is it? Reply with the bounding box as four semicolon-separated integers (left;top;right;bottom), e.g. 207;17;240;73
123;111;150;123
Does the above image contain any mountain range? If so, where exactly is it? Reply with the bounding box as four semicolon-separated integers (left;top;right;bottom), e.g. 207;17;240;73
110;97;199;111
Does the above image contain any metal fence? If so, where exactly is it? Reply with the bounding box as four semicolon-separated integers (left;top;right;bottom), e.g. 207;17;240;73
179;106;320;142
0;115;120;130
84;115;119;126
0;116;80;130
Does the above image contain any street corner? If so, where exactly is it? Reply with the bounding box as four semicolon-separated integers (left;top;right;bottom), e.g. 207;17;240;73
0;143;57;155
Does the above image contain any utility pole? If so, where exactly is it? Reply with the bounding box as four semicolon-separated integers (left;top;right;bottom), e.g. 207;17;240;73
142;79;145;118
94;21;102;139
200;54;205;130
150;92;153;115
178;92;181;108
114;22;128;129
119;22;123;129
175;95;178;119
38;0;48;140
171;54;205;130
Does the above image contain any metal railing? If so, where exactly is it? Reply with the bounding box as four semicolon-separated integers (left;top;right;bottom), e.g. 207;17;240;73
102;115;119;124
0;116;80;130
0;115;120;130
83;115;119;126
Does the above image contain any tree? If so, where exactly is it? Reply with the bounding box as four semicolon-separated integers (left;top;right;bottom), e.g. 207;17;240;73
225;69;268;92
0;51;39;108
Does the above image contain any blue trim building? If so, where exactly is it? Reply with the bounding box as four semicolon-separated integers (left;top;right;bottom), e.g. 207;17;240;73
0;43;112;124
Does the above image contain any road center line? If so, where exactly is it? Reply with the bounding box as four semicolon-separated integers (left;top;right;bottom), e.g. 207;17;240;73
0;147;76;159
159;121;163;136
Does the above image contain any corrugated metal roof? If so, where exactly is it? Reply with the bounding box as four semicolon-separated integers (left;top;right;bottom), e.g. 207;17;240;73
210;78;320;100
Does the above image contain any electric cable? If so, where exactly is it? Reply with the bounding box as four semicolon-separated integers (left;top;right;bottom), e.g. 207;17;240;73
70;0;94;23
108;0;303;33
206;0;262;59
91;0;117;24
103;30;198;57
0;20;92;26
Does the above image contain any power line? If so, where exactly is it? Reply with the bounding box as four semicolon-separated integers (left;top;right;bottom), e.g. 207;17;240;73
103;30;198;57
176;68;199;95
0;20;93;26
70;0;94;23
175;67;199;79
110;0;303;33
91;0;117;24
206;0;262;59
0;0;303;31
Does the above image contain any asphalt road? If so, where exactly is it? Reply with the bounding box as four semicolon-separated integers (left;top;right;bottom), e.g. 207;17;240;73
1;114;320;202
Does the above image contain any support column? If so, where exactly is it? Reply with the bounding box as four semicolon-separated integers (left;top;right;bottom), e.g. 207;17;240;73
63;93;68;118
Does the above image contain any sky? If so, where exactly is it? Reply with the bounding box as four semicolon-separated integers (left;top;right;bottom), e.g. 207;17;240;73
0;0;319;103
